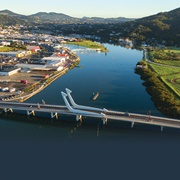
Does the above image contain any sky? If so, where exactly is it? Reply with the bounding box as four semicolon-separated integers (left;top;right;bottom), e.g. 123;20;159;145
0;0;179;18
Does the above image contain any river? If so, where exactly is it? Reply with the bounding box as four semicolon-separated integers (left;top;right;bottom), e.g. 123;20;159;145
1;44;180;179
27;44;160;113
0;44;180;142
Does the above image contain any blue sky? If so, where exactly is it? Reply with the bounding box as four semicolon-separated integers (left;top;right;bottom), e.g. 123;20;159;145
0;0;179;18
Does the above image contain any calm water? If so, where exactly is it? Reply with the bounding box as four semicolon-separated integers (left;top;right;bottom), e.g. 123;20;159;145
1;44;180;179
27;44;160;114
0;44;179;141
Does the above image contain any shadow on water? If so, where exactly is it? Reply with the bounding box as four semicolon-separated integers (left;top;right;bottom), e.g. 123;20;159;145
1;112;180;143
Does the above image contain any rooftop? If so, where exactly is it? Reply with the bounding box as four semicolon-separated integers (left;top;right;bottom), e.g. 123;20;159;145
0;66;20;72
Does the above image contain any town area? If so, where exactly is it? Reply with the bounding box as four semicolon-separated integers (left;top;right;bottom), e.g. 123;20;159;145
0;26;80;101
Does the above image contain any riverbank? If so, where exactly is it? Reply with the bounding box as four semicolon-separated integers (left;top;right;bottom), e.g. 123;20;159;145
1;55;80;102
67;40;108;52
17;57;80;102
18;68;69;102
144;48;180;98
135;48;180;118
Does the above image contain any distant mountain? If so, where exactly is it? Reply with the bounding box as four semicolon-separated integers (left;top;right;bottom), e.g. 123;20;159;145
0;10;134;24
81;16;135;23
0;9;29;20
122;7;180;45
0;9;36;24
0;14;25;25
0;9;23;17
28;12;79;23
30;12;75;20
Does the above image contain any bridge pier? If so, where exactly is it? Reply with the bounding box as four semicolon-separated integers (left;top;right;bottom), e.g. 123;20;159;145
76;115;82;122
131;122;134;128
102;118;108;125
161;126;164;132
4;108;13;113
27;110;35;116
51;112;58;119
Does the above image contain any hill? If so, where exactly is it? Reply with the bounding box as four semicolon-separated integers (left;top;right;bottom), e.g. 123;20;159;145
28;12;79;23
81;16;135;23
0;10;134;24
0;14;25;25
122;7;180;46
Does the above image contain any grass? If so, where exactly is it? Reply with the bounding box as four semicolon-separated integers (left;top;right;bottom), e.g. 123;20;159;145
164;47;180;54
67;40;108;52
149;47;180;67
150;64;180;75
150;64;180;97
0;46;23;52
164;49;180;54
155;60;180;67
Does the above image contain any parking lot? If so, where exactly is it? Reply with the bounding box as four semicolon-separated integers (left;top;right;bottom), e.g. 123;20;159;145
0;70;52;98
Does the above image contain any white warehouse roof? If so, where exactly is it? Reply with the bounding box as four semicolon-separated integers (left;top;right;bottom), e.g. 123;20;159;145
42;56;65;61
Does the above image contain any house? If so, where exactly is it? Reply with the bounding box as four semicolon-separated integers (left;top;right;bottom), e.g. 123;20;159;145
16;51;32;58
27;46;41;52
60;40;67;44
136;65;147;69
0;41;11;46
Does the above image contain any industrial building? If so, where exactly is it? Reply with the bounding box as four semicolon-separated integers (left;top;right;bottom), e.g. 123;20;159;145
15;63;63;71
0;66;21;76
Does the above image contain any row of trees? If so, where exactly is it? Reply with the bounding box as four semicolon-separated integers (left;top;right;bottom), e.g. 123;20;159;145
136;67;180;118
149;49;180;61
8;41;27;50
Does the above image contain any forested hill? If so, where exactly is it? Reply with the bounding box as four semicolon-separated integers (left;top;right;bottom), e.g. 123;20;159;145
0;10;133;24
124;7;180;46
0;14;25;25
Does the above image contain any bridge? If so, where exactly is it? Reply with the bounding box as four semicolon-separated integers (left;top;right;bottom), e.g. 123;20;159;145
0;88;180;132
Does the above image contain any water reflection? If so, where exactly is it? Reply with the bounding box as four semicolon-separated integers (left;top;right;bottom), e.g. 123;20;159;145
0;44;172;143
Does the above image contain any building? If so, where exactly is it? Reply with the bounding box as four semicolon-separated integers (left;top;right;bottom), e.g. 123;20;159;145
0;67;21;76
0;41;11;46
16;63;64;71
40;56;66;66
27;46;41;52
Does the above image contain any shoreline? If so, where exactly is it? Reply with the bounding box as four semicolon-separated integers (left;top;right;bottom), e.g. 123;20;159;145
135;48;180;118
1;56;80;103
19;67;69;102
67;40;109;52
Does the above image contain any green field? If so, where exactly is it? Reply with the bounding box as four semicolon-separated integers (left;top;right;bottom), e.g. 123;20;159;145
0;46;27;52
149;47;180;67
0;46;18;52
164;47;180;53
67;40;108;52
150;64;180;97
154;59;180;66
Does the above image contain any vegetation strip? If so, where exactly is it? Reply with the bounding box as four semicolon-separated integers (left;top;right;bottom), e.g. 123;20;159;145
136;47;180;118
67;40;108;52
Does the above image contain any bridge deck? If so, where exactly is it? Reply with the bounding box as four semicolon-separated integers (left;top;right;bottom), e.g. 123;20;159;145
0;101;180;130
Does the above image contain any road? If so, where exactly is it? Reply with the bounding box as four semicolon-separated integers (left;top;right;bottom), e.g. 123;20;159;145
0;101;180;130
